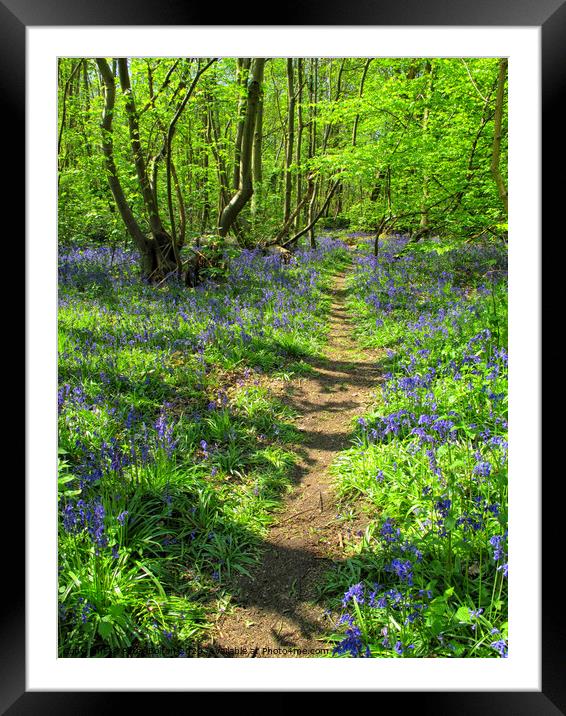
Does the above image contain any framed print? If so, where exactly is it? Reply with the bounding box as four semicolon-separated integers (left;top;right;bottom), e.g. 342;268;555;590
6;0;559;710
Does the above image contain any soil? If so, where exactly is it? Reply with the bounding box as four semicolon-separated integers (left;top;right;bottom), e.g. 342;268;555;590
201;267;384;658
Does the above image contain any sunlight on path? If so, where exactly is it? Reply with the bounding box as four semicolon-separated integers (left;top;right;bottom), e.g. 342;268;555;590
205;267;384;658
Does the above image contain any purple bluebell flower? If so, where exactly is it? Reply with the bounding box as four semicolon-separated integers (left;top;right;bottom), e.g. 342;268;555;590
342;583;365;607
490;639;508;658
473;461;492;477
333;625;365;657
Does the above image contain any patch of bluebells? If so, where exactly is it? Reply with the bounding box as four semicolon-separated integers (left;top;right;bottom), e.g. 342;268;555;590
342;583;365;607
332;624;369;657
489;533;508;579
490;638;508;658
78;597;95;624
59;239;352;657
61;497;108;552
333;579;431;657
155;412;178;456
331;238;508;657
59;239;347;562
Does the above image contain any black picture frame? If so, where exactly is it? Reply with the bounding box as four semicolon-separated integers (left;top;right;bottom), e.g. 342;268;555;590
9;0;559;710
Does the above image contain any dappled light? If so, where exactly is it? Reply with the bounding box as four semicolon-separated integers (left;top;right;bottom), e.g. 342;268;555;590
57;55;508;659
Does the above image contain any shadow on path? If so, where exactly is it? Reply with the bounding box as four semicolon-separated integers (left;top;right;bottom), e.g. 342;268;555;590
204;268;383;657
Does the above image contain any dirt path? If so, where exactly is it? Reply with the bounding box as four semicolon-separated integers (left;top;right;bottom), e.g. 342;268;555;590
204;268;383;657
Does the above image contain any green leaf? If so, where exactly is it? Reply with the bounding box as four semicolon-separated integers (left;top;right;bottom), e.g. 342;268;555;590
428;597;447;615
444;516;456;531
428;617;445;636
98;621;113;640
109;604;125;619
455;605;471;623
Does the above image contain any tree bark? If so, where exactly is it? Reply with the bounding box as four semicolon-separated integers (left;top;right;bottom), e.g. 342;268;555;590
294;58;305;232
283;58;296;228
206;92;231;218
251;59;265;220
233;59;252;190
282;178;340;249
307;175;318;248
58;60;84;164
163;58;216;248
117;58;177;276
491;58;508;214
351;58;372;148
419;60;433;234
218;58;266;239
95;58;157;278
269;181;314;246
451;77;498;212
321;58;345;153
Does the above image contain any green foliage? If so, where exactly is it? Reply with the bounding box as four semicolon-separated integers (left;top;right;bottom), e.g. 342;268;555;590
58;57;506;252
324;238;508;658
58;239;347;657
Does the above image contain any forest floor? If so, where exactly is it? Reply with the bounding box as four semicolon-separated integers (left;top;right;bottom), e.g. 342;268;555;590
201;267;384;657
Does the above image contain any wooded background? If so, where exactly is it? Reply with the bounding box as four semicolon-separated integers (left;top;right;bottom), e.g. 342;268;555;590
58;57;508;279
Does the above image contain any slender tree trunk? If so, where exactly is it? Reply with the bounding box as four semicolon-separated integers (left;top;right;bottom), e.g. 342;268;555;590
319;58;345;219
218;59;265;239
352;58;372;148
451;78;498;211
95;58;156;278
233;59;251;190
491;58;508;214
58;59;84;182
307;175;318;248
269;180;314;246
206;94;231;222
251;59;265;221
306;59;318;241
80;60;92;158
162;58;216;255
295;58;304;232
170;160;186;247
282;178;340;249
309;58;318;159
322;58;345;153
201;106;212;232
419;60;433;234
283;58;296;228
117;58;177;275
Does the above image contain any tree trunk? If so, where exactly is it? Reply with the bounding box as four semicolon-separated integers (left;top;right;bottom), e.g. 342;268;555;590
419;60;433;234
218;58;266;239
206;92;231;220
295;58;305;232
451;76;498;212
95;58;157;279
117;58;177;276
251;59;265;220
283;58;296;228
309;58;318;160
269;181;314;246
491;58;508;214
233;59;251;190
352;58;372;148
201;105;212;232
282;177;340;249
307;176;318;248
321;58;345;153
163;58;216;253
